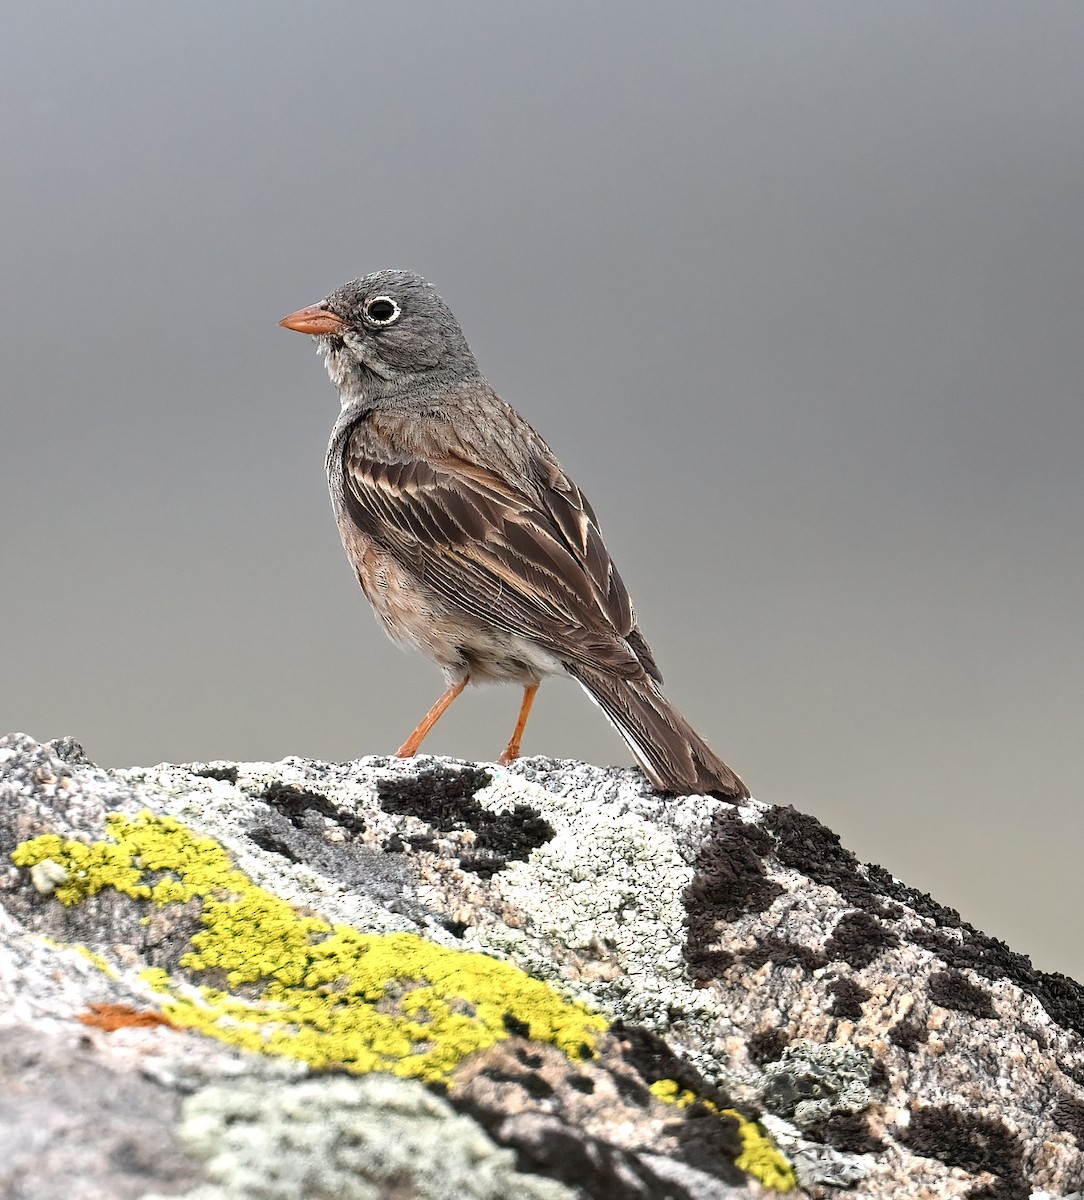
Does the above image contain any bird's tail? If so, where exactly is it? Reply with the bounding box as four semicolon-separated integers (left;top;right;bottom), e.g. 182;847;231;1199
566;664;749;799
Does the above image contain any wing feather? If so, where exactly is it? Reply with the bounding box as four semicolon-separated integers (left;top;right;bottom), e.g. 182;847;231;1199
339;414;658;679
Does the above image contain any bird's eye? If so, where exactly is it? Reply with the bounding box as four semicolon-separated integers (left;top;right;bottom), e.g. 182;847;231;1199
363;296;401;326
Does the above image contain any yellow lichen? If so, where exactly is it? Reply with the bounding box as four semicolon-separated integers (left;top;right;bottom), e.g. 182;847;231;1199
14;814;795;1188
73;945;120;978
12;813;605;1084
649;1078;797;1193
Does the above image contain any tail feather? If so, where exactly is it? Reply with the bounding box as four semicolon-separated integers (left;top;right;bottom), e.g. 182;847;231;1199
567;664;749;799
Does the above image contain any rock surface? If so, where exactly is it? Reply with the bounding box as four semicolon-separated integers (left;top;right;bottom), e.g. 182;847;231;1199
1;730;1083;1200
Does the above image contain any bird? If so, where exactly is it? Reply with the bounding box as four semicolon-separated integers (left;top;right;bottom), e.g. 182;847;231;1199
279;270;748;799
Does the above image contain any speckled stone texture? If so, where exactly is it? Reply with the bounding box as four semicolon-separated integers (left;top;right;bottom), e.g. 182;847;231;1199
2;731;1083;1200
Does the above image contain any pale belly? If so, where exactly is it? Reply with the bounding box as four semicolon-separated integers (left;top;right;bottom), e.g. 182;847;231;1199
342;532;565;687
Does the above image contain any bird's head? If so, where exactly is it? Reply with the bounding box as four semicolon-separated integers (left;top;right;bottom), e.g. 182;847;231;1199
279;269;480;405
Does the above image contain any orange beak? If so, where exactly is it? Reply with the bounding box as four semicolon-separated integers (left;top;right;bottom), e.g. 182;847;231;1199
278;304;347;335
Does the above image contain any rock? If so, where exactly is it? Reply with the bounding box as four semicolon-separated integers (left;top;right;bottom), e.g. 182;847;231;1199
1;730;1081;1199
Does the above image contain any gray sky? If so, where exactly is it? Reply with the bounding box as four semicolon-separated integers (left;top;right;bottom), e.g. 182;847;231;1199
3;2;1082;976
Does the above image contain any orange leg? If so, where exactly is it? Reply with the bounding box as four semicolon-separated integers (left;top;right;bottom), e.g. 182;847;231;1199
498;683;539;765
396;679;468;758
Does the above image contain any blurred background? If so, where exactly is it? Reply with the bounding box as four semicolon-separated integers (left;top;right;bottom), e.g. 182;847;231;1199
3;3;1082;975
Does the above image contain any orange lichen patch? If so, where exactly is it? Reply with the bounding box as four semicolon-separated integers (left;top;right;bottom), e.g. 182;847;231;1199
78;1002;178;1031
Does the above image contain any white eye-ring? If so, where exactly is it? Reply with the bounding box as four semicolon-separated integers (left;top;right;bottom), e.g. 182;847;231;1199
363;296;401;327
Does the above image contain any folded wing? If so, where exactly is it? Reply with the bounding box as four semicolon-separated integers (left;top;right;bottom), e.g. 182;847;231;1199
340;418;661;682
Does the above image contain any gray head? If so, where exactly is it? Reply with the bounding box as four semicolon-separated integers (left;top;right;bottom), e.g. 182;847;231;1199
279;269;482;404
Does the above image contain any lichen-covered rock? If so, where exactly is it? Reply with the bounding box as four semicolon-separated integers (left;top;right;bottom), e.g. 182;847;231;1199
141;1074;576;1200
2;730;1082;1199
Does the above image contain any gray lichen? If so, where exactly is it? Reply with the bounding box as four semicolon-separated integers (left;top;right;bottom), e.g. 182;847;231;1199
141;1074;576;1200
758;1040;873;1127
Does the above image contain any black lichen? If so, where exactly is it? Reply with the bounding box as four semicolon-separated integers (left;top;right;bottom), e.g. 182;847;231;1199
613;1023;717;1096
927;969;997;1020
764;805;1084;1036
503;1013;531;1038
514;1046;544;1069
193;765;239;785
965;1181;1031;1200
865;861;964;928
911;923;1084;1033
376;765;494;825
610;1070;653;1110
741;937;826;973
805;1112;884;1155
683;809;783;980
825;909;899;969
377;766;553;876
664;1101;746;1184
889;1018;928;1052
826;975;870;1021
1053;1091;1084;1143
484;1067;556;1100
610;1024;751;1187
747;1029;789;1067
762;806;895;918
902;1106;1023;1186
688;948;735;979
611;1021;752;1133
258;781;366;837
452;1095;720;1199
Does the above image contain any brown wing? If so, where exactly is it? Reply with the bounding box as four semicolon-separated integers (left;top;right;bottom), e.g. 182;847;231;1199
339;415;661;681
